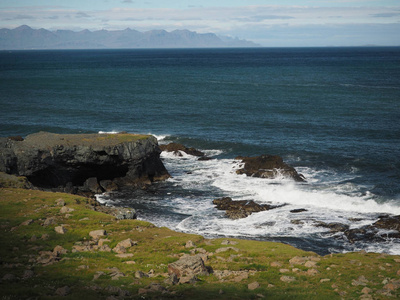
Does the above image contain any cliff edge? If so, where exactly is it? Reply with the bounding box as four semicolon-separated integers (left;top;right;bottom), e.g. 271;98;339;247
0;132;170;195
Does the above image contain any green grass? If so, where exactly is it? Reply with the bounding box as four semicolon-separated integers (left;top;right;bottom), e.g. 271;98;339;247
1;188;399;299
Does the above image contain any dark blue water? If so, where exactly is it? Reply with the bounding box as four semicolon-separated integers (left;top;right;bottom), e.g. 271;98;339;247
1;48;400;254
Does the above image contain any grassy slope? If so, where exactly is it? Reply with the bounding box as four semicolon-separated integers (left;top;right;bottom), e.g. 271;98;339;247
0;188;399;299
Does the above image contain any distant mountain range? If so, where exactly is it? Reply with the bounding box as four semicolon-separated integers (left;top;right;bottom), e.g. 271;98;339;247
0;25;260;50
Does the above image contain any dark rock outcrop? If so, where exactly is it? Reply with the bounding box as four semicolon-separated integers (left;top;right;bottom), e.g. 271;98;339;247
373;215;400;232
235;155;305;182
213;197;280;219
0;132;170;195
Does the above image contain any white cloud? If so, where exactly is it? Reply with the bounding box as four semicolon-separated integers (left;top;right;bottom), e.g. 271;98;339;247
0;4;399;46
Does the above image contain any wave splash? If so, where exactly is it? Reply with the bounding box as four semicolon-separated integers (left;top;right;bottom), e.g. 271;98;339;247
100;143;400;255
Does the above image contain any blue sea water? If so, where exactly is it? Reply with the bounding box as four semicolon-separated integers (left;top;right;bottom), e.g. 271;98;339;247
1;47;400;254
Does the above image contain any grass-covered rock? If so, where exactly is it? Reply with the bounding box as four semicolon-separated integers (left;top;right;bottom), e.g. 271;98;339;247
1;188;399;299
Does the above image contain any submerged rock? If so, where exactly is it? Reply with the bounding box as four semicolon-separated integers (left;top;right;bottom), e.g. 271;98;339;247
235;154;305;182
0;132;170;196
160;142;212;160
311;215;400;243
213;197;280;219
373;215;400;232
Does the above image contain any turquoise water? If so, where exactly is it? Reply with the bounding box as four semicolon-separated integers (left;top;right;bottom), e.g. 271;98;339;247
1;47;400;254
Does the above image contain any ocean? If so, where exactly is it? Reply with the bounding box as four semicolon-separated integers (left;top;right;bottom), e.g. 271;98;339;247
1;47;399;255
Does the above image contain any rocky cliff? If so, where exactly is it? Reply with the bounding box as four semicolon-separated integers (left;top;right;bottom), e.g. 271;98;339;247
0;132;170;195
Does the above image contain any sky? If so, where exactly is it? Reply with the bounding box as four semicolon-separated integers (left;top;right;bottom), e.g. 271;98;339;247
1;0;400;47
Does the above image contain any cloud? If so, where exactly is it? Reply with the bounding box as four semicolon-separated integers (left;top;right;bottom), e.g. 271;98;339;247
75;12;91;18
371;12;400;18
232;23;400;47
5;14;35;20
235;15;295;22
1;4;399;46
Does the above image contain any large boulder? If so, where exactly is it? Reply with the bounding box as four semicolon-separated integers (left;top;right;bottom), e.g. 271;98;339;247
235;155;305;182
168;255;209;278
0;132;170;195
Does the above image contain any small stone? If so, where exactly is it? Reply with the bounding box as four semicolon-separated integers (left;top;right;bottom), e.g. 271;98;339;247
55;225;67;234
77;265;89;270
352;275;369;286
115;253;134;258
116;238;135;249
289;256;306;265
221;240;238;245
280;276;296;283
97;244;111;252
248;282;260;290
320;278;331;283
41;233;49;240
361;287;372;294
306;269;319;276
89;229;106;239
112;245;127;254
257;294;265;298
168;255;209;278
305;261;317;268
135;271;149;279
93;271;105;280
279;269;290;273
60;206;74;213
55;198;65;206
384;282;400;291
98;238;111;246
270;261;282;267
21;219;34;226
185;240;196;248
53;245;68;256
124;261;136;265
233;272;249;282
292;268;301;273
215;247;239;253
22;270;34;280
43;217;57;226
108;267;125;280
179;274;198;284
55;286;71;296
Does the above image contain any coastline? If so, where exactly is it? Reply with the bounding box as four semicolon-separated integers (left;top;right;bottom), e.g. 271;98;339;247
1;186;399;299
1;132;400;297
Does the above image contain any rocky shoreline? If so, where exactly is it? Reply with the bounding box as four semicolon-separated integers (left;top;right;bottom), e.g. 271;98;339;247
1;133;400;249
1;133;400;298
